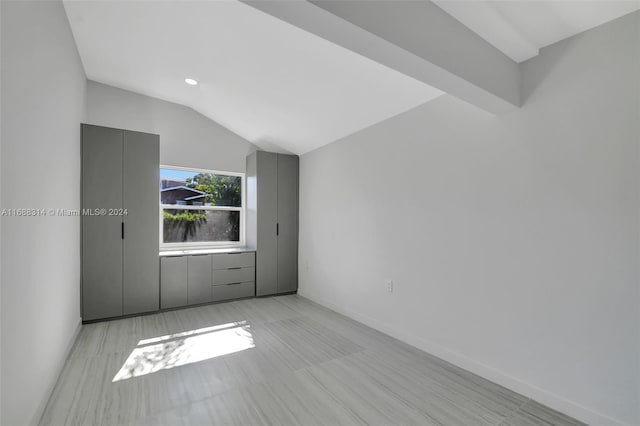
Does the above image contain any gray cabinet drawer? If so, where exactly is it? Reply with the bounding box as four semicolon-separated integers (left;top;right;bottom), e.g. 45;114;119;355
160;256;188;309
213;267;255;285
187;255;212;304
212;252;255;270
212;281;255;302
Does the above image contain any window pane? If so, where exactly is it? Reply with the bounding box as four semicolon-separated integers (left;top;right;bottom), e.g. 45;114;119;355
161;169;241;207
163;209;240;243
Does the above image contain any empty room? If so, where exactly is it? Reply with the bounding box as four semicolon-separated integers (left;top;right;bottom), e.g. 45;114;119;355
1;1;639;425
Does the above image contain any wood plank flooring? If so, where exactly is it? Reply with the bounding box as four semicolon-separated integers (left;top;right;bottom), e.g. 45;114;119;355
40;295;585;426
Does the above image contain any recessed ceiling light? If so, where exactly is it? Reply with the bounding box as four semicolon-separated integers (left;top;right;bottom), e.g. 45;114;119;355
184;78;198;86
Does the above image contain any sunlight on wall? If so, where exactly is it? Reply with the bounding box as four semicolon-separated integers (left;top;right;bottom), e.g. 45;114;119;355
113;321;255;382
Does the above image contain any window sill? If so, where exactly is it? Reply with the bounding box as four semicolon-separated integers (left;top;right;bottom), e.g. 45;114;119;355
159;247;254;257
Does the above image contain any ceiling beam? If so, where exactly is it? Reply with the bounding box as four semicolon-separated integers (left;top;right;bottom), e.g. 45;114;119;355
242;0;521;114
431;1;539;63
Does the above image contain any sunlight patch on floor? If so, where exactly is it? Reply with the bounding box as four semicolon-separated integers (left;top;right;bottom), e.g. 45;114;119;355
113;321;254;382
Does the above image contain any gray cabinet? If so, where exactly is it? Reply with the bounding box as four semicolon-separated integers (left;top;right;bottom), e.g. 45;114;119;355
276;154;299;294
160;251;255;309
187;255;213;305
247;151;278;296
213;282;255;303
160;256;188;309
246;151;298;296
212;252;255;269
81;124;159;321
123;130;160;315
212;267;255;285
81;125;124;320
212;252;255;302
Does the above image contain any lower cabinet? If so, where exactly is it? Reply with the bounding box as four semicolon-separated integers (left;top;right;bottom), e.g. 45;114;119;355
213;282;255;302
160;256;188;309
212;267;255;285
160;251;255;309
187;255;213;305
212;252;255;302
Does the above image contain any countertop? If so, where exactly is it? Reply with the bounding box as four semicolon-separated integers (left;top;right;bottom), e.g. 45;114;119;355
159;247;255;257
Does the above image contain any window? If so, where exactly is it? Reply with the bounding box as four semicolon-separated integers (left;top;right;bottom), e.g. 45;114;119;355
160;166;244;248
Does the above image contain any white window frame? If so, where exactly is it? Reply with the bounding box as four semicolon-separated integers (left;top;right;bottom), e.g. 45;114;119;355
159;165;246;250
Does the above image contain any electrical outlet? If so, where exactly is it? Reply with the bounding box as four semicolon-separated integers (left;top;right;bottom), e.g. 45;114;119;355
386;280;394;293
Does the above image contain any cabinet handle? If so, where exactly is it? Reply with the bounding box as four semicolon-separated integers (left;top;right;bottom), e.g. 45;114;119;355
121;222;124;239
228;267;242;270
276;223;279;236
227;282;242;286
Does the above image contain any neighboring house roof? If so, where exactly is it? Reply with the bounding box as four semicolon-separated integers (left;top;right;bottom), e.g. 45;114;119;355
160;186;207;195
184;194;207;201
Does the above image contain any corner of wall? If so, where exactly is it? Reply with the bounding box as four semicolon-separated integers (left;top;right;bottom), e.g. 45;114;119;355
31;319;82;426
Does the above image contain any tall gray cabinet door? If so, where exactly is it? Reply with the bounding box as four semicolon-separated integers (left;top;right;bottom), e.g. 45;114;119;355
276;154;299;293
82;124;123;321
123;130;160;315
256;151;278;296
187;255;212;304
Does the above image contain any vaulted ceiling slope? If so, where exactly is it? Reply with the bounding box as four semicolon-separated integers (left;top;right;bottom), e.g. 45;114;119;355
64;1;640;155
432;0;640;63
63;0;442;155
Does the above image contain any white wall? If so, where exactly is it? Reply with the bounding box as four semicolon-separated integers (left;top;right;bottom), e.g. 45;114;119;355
299;12;639;426
86;81;257;173
0;1;4;423
0;1;87;425
0;1;3;422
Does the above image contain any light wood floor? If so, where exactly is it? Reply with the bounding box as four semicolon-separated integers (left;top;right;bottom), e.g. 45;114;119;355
40;295;585;426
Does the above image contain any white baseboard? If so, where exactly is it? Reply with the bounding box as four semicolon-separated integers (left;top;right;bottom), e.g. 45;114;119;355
297;290;629;426
32;317;83;426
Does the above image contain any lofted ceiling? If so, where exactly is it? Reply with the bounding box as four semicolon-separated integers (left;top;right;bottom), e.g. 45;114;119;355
63;0;442;155
64;0;640;155
433;0;640;63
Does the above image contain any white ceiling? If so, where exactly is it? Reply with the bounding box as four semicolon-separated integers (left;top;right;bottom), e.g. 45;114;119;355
63;0;442;155
433;0;640;63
